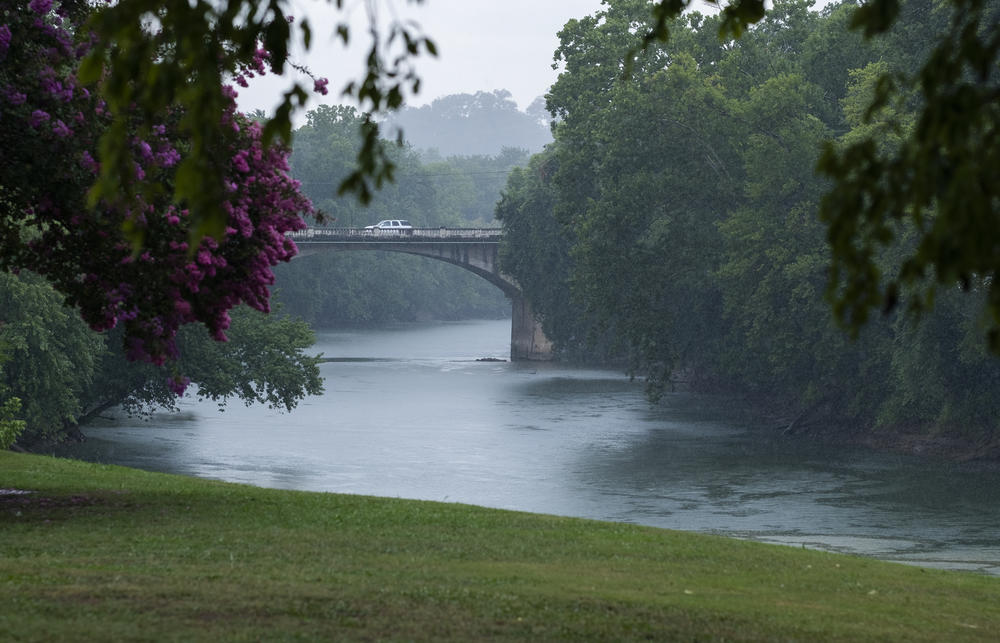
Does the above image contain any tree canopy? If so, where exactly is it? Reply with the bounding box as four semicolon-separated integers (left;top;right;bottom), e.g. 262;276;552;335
1;0;312;368
643;0;1000;349
383;90;551;157
1;1;328;443
0;269;322;445
497;0;1000;437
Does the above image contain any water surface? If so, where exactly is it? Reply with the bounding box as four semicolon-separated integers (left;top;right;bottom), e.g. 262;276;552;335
54;319;1000;575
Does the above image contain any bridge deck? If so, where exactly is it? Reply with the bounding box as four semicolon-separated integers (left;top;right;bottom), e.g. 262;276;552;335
289;227;502;243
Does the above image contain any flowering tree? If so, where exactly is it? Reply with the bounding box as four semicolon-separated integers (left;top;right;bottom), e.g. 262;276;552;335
0;0;313;383
82;0;433;232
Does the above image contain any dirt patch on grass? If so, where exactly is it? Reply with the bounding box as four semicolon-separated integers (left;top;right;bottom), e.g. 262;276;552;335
0;489;108;519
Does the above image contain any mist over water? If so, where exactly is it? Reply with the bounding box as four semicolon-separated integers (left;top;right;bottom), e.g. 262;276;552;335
54;320;1000;575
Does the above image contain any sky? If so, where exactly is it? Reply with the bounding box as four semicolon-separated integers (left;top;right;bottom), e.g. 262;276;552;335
237;0;609;116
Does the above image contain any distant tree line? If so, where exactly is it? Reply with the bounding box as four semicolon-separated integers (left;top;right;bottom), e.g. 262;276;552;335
497;0;1000;438
383;90;551;157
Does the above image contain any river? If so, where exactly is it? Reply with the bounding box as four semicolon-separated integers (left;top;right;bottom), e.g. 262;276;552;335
52;319;1000;575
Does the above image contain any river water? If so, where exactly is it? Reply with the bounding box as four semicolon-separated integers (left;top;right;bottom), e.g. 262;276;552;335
53;319;1000;575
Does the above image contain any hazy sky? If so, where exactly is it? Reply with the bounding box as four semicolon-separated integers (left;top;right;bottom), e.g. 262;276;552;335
238;0;608;115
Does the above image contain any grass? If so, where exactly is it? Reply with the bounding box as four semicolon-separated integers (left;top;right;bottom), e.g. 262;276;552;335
1;451;998;641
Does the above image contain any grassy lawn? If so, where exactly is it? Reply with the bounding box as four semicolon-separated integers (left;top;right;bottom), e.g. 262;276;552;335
1;451;998;641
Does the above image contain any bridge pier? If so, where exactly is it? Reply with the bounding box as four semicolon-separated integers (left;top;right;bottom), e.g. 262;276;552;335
510;295;553;361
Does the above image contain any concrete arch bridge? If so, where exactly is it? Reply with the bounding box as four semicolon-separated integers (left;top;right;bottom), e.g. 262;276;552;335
287;227;552;361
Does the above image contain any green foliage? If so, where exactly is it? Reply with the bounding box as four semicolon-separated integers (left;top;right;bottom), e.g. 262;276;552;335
0;336;26;450
498;0;998;438
0;397;25;450
643;0;768;49
80;305;324;422
0;272;104;440
496;150;611;360
422;147;534;225
0;271;322;444
877;289;1000;432
818;0;1000;351
83;0;436;235
383;90;551;156
638;0;1000;357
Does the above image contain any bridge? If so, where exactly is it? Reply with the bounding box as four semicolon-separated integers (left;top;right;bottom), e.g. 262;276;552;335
287;227;553;361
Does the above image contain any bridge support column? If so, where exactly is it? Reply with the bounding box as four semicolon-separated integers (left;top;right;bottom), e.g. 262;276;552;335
510;295;553;361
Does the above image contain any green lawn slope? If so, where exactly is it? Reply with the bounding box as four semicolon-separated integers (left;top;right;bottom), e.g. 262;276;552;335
1;451;997;641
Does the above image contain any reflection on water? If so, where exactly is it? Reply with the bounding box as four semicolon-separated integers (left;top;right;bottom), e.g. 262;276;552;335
52;320;1000;575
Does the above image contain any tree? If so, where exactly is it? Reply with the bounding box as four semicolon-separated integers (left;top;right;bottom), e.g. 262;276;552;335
0;269;323;444
715;69;892;423
496;0;997;441
79;0;435;225
0;271;104;441
1;1;312;370
0;338;26;450
383;91;551;156
818;0;1000;349
0;397;24;450
539;2;751;390
643;0;1000;352
78;305;324;426
496;149;604;360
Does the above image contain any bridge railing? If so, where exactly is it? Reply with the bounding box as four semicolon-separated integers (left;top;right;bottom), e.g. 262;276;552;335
288;227;503;242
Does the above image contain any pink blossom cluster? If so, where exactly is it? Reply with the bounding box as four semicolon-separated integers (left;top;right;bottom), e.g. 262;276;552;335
232;47;272;88
0;24;11;59
0;1;315;393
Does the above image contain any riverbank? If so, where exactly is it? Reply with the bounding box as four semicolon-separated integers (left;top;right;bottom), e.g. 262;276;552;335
702;387;1000;464
775;415;1000;464
2;451;997;641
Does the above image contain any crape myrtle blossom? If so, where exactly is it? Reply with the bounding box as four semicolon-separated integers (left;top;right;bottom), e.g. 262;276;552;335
28;0;53;14
0;1;314;393
0;24;11;59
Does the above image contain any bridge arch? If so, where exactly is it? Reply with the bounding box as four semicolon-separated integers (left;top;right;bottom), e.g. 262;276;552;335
288;227;552;361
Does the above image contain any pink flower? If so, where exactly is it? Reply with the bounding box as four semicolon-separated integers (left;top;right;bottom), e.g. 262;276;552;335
314;77;329;95
28;0;53;15
79;150;99;173
232;150;250;173
52;119;71;137
0;25;11;60
29;109;50;128
166;375;190;396
156;146;181;167
3;87;27;105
